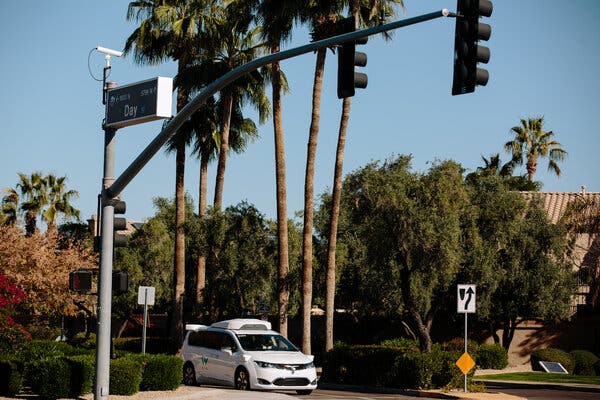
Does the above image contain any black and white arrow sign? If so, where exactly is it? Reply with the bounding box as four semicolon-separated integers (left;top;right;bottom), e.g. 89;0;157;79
457;284;476;314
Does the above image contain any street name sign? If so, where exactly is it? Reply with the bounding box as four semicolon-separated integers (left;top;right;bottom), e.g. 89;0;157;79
457;284;476;313
105;77;172;129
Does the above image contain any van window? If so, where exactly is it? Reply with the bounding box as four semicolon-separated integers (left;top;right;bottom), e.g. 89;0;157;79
187;330;236;351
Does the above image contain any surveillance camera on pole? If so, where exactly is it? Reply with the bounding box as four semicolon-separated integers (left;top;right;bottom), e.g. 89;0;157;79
96;46;123;58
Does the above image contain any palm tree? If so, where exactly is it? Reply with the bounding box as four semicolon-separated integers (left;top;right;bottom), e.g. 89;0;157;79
324;0;404;352
476;153;513;178
42;174;80;233
17;172;47;236
294;0;344;355
504;116;567;183
177;2;269;320
1;188;19;227
125;0;216;345
257;0;297;336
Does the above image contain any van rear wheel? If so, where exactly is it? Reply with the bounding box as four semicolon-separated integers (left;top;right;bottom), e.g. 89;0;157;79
183;362;197;386
234;367;250;390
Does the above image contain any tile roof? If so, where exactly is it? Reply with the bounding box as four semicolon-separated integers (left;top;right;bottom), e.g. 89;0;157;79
520;191;600;224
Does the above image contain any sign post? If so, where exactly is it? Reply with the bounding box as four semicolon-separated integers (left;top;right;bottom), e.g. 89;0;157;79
456;284;476;392
137;286;155;354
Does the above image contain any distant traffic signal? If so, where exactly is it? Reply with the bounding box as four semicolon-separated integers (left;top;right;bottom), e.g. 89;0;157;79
69;270;93;293
112;200;128;248
112;270;129;295
452;0;493;95
94;199;128;252
337;16;368;99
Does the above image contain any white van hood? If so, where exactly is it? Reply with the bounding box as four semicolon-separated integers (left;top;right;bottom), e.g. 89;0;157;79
247;351;313;364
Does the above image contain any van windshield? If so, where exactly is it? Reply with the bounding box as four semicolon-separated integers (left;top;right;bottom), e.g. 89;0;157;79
236;333;298;352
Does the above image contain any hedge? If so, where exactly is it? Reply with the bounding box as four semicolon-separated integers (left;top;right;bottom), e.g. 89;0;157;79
476;343;508;370
29;357;73;399
322;344;466;389
0;357;24;396
130;354;184;391
110;357;144;395
570;350;598;376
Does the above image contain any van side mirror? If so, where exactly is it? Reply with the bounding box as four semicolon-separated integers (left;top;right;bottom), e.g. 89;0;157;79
221;346;233;355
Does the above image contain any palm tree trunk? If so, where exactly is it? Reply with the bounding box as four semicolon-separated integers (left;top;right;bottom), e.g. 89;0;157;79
196;155;209;313
325;97;351;352
301;47;327;355
172;73;187;348
173;139;186;347
271;55;290;337
214;91;234;211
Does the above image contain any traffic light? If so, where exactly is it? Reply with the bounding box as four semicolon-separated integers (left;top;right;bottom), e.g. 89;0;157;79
69;270;93;293
112;270;129;295
337;16;368;99
112;200;128;248
452;0;493;95
94;200;128;252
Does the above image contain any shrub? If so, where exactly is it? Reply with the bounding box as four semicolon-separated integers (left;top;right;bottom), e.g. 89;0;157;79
18;339;87;360
530;348;574;373
322;343;466;390
429;349;466;389
0;357;24;396
439;338;479;355
477;343;508;370
133;354;183;391
570;350;599;376
67;354;95;395
392;351;434;389
29;357;72;399
322;344;404;387
110;357;143;395
379;337;419;351
114;337;175;354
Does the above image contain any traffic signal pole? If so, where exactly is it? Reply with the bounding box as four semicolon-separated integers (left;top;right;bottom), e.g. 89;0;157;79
94;9;452;399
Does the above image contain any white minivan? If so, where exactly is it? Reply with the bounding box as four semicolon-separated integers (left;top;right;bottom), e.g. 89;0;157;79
180;318;317;395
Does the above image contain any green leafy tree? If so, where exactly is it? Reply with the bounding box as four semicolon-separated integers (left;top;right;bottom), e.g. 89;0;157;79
200;202;282;320
335;156;469;351
504;116;567;183
465;176;573;350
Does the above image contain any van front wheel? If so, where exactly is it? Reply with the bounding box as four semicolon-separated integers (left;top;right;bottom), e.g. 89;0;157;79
234;367;250;390
183;363;197;386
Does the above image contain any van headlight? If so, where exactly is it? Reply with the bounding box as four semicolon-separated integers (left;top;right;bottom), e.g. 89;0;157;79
255;361;277;369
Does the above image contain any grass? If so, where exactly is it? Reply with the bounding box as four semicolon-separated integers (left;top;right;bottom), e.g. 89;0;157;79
475;372;600;386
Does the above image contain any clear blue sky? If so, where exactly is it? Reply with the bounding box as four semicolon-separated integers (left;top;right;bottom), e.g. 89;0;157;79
1;0;599;224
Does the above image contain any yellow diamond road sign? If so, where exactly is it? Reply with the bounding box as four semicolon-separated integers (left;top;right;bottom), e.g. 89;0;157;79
456;352;475;375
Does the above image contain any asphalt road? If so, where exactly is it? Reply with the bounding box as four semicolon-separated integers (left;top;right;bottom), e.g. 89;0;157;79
289;389;438;399
484;381;600;400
